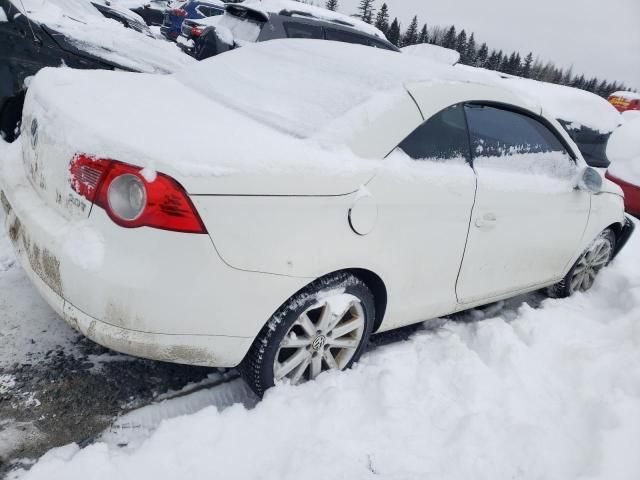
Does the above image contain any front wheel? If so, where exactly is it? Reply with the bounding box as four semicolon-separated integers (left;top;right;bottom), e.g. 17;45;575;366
241;272;375;397
549;229;616;298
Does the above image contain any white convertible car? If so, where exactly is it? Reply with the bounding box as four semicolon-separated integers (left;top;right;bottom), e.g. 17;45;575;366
0;40;634;395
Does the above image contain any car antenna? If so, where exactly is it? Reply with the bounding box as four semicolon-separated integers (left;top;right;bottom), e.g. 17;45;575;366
17;0;40;44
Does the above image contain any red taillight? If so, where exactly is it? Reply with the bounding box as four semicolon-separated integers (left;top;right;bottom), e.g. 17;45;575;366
173;8;187;17
69;154;207;234
192;26;203;37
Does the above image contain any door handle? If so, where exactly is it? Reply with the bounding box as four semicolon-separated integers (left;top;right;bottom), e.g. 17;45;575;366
475;212;497;228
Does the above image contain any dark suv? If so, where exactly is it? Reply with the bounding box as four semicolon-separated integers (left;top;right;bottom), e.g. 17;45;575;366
188;2;398;60
0;0;183;142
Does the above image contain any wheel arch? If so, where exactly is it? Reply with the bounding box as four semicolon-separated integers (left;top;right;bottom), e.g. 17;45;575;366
344;268;388;333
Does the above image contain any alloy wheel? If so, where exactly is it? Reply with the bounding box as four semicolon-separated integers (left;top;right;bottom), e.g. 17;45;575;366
569;236;613;293
273;294;366;385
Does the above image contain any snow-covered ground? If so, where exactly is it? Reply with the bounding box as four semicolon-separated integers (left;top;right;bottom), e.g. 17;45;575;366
2;204;638;478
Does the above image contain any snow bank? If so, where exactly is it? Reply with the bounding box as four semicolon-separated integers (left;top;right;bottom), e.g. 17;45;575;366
15;0;193;73
457;66;622;134
607;117;640;187
10;222;640;479
402;43;460;65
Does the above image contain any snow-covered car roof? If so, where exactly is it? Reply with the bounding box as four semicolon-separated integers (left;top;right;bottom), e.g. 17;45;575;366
13;0;194;73
401;44;460;66
610;90;640;101
457;65;621;134
175;39;482;138
237;0;386;39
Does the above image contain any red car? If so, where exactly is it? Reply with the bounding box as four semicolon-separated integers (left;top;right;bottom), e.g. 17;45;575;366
605;172;640;217
606;117;640;217
608;91;640;113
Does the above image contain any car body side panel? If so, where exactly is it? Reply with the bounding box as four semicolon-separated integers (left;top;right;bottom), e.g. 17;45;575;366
192;93;478;331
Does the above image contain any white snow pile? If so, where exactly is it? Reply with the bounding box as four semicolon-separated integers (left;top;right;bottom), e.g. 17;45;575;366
402;43;460;65
9;221;640;479
13;0;193;73
607;116;640;187
457;66;622;134
0;5;8;22
21;40;481;185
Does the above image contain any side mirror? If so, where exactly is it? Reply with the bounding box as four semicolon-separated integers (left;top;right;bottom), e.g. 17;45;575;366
578;167;603;194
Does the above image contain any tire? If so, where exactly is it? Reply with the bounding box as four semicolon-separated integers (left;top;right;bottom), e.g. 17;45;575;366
548;229;616;298
240;272;375;397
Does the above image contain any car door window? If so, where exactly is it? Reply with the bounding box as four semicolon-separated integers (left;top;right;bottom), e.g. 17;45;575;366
283;21;323;39
324;28;370;46
464;104;576;180
398;104;470;162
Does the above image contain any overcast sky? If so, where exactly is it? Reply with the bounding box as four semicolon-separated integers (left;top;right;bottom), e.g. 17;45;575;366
339;0;640;90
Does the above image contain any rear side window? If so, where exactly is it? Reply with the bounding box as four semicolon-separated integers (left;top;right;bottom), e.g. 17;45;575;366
464;105;569;157
283;22;323;39
399;104;470;162
324;28;370;46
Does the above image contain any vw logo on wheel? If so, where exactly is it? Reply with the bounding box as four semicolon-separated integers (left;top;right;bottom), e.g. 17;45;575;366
311;335;326;351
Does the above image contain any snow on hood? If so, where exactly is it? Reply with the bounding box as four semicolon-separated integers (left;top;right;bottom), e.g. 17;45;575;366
607;116;640;187
240;0;386;39
401;43;460;66
457;65;622;134
15;0;194;73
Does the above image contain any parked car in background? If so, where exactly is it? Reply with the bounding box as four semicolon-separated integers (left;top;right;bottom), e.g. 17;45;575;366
190;0;397;60
608;91;640;113
0;0;193;142
160;0;226;40
606;116;640;217
2;40;632;396
90;1;154;36
112;0;173;26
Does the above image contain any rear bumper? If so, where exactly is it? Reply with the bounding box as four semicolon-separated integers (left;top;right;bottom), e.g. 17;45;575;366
160;25;179;40
0;143;308;367
1;189;253;367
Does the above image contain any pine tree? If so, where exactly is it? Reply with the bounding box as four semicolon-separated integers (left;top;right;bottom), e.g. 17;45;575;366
387;18;401;46
475;42;489;68
402;15;419;46
455;29;467;55
357;0;374;24
374;3;390;34
463;32;476;65
441;25;456;49
522;52;533;78
325;0;338;11
486;50;499;70
418;24;429;43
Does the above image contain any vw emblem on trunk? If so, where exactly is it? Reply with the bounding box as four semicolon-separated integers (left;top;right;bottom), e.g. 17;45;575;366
30;118;38;149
